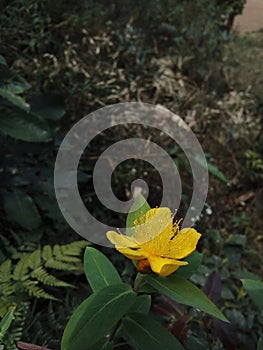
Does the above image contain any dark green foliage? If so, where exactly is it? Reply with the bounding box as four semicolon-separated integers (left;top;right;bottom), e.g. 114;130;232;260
0;0;262;348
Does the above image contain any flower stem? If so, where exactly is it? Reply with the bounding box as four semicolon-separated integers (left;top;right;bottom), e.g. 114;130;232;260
133;275;144;292
109;318;122;342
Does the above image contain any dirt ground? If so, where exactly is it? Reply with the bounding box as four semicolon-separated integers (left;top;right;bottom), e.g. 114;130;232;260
234;0;263;32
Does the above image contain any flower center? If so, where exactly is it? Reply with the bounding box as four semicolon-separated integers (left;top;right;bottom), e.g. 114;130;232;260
136;259;152;274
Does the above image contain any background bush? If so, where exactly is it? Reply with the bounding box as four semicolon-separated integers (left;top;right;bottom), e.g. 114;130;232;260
1;0;262;349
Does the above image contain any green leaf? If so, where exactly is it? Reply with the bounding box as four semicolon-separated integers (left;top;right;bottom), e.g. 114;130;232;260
0;87;29;111
0;106;52;142
34;193;65;222
0;55;7;65
4;191;41;230
84;247;122;292
174;252;203;278
241;279;263;309
145;275;228;322
132;295;151;314
0;307;15;341
61;284;136;350
30;93;65;120
194;155;228;183
88;338;114;350
1;77;31;94
126;193;151;235
207;162;228;183
122;313;185;350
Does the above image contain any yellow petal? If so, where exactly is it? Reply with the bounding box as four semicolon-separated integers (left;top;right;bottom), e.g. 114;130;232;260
116;247;146;260
106;230;138;248
161;228;201;259
107;230;146;260
136;207;173;246
147;255;188;276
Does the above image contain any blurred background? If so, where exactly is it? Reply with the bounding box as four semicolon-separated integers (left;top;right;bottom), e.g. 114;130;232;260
0;1;262;349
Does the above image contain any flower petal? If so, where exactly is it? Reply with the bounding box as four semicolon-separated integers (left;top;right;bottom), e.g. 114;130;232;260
136;207;173;246
116;247;146;260
106;230;138;247
106;230;146;260
147;255;188;276
162;228;201;259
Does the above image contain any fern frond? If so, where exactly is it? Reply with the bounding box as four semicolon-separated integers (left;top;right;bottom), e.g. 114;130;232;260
60;241;88;256
42;241;88;271
0;260;12;283
42;245;52;261
13;255;31;281
29;249;41;269
0;240;88;311
1;283;15;297
18;281;58;301
44;259;77;271
0;298;16;318
31;267;73;288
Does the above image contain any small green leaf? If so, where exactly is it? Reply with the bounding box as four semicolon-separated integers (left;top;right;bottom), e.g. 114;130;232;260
84;247;122;292
0;88;29;111
122;313;185;350
126;194;150;235
207;162;228;183
0;106;52;142
241;279;263;309
174;252;203;278
145;275;228;322
1;77;31;94
4;191;41;230
195;155;228;183
0;307;15;341
61;284;136;350
0;55;7;65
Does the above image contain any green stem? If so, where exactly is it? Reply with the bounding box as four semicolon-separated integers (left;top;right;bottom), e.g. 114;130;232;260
109;318;122;342
133;275;144;292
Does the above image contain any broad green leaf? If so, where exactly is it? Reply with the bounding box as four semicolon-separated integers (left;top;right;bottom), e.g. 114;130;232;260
0;106;52;142
89;338;114;350
145;275;228;322
0;307;15;341
122;313;185;350
30;93;65;120
4;191;41;230
185;335;209;350
61;284;136;350
241;279;263;309
34;194;65;223
0;88;29;111
126;193;150;235
84;247;122;292
174;252;203;278
131;295;151;314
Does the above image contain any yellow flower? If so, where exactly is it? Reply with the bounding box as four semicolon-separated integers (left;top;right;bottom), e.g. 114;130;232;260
107;207;201;277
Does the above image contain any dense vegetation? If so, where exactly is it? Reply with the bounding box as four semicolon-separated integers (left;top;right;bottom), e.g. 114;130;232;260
0;0;262;349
